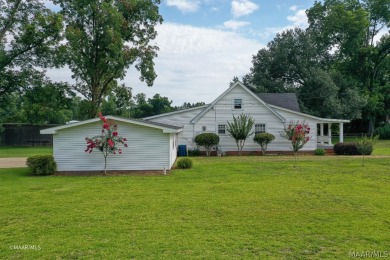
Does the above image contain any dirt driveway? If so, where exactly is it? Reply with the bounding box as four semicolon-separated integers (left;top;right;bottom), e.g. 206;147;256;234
0;158;27;168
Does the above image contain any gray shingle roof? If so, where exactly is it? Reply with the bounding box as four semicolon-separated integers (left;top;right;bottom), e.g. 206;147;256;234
257;93;301;112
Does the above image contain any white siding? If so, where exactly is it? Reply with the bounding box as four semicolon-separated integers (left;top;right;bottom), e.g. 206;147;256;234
271;107;319;151
193;84;288;152
148;84;320;152
148;107;204;150
169;133;178;168
53;121;172;171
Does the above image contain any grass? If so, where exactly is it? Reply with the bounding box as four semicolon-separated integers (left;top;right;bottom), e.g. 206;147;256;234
0;146;52;158
1;156;389;259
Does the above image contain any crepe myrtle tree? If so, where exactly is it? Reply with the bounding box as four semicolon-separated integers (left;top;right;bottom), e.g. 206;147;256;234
280;120;311;165
85;113;128;174
226;114;255;155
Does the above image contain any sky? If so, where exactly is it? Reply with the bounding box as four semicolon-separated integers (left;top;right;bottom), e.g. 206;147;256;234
45;0;319;106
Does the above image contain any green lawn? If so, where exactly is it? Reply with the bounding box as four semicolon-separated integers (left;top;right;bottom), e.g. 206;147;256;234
1;156;389;259
0;146;52;158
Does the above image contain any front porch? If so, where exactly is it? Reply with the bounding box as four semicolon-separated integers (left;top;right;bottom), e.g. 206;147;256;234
316;121;347;148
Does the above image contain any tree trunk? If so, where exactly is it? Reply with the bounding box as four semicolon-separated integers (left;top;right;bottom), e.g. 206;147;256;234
368;117;375;135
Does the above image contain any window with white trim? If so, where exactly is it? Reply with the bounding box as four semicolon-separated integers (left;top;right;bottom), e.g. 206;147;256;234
255;124;266;134
218;124;226;135
233;99;242;109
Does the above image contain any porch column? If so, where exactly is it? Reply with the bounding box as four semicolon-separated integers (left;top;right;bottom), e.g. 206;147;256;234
339;123;344;143
328;123;332;144
320;123;324;144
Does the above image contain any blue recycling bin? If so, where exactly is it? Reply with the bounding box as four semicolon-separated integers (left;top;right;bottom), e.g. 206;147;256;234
178;145;187;157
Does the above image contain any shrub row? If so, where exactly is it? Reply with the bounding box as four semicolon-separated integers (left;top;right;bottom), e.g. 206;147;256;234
333;142;360;155
333;141;374;156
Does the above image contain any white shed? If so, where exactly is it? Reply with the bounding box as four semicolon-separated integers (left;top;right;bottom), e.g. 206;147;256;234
41;116;182;172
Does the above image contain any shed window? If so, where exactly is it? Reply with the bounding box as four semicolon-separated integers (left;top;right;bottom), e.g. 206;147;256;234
202;126;207;131
233;99;242;109
255;124;266;134
218;124;226;135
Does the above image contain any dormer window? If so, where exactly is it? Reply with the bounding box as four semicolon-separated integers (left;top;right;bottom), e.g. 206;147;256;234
234;99;242;109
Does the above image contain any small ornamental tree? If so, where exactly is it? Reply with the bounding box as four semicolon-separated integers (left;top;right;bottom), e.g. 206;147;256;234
194;133;219;156
85;113;128;174
226;114;255;155
356;135;378;166
280;120;311;165
254;132;275;155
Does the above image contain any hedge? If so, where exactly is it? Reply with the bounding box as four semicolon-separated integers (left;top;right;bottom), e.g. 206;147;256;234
26;155;57;176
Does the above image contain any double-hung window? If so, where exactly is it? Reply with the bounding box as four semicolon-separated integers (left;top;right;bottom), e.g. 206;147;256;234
218;124;226;135
233;99;242;109
255;124;266;134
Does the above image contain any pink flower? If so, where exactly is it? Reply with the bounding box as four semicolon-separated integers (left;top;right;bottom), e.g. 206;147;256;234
124;143;128;147
113;132;118;136
103;123;110;130
123;138;127;141
108;139;114;148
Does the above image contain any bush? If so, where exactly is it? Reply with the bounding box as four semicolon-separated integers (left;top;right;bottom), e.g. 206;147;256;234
194;133;219;156
176;158;193;169
333;142;359;155
26;155;57;176
254;132;275;155
314;148;326;156
356;135;377;155
375;124;390;140
188;149;201;156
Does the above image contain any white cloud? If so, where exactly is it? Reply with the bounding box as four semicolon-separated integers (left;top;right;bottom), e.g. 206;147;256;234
125;23;264;105
166;0;200;13
289;5;298;11
223;20;250;30
373;26;389;44
44;23;264;106
259;9;309;39
231;0;259;18
287;9;308;28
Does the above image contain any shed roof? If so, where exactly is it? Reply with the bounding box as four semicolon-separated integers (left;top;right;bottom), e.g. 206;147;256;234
41;116;182;135
257;93;301;112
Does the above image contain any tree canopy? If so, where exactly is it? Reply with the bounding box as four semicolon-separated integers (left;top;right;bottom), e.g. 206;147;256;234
243;0;389;131
54;0;163;118
0;0;62;97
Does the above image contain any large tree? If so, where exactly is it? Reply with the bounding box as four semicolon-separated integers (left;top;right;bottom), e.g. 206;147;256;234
0;0;63;97
54;0;163;118
244;28;367;119
306;0;390;131
131;93;173;118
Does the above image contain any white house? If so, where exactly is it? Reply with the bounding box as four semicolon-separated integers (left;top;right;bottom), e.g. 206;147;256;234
41;117;182;172
145;82;349;153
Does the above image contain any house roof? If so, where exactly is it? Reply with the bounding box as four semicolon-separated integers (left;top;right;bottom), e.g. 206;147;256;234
190;81;286;123
41;116;183;135
257;93;301;112
268;104;350;123
144;105;208;120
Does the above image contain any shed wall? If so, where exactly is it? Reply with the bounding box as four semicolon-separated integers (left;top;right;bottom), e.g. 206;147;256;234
53;121;171;171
